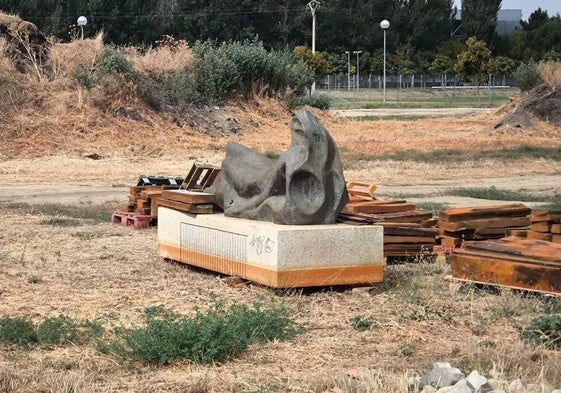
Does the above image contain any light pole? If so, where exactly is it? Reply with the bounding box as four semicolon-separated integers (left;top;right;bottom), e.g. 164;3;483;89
307;0;320;93
380;19;390;104
77;16;87;40
345;51;351;91
353;50;362;91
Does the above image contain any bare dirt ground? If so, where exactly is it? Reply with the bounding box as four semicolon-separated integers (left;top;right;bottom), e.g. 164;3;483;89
1;106;561;392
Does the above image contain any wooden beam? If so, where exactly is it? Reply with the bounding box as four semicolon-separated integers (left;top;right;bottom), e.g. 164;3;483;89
439;203;531;222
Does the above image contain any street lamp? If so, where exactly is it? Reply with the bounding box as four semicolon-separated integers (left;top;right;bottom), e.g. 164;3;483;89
345;51;351;91
380;19;390;104
307;0;320;93
353;50;362;91
77;16;87;40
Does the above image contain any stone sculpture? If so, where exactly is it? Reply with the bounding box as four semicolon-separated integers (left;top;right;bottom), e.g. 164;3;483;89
216;109;348;225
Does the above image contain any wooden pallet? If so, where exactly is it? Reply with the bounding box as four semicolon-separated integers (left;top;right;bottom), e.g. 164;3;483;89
450;236;561;295
346;182;377;198
180;161;221;191
111;211;155;229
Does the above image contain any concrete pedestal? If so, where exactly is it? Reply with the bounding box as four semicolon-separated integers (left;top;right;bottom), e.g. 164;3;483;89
157;208;384;288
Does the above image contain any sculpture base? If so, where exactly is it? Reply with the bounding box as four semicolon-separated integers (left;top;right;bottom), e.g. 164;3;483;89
157;208;385;288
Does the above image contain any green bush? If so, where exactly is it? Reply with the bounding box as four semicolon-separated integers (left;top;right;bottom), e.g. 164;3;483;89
97;47;137;83
0;316;37;346
513;59;543;92
37;315;80;345
289;93;333;110
521;314;561;349
0;315;103;348
72;64;95;89
111;299;300;365
172;39;313;105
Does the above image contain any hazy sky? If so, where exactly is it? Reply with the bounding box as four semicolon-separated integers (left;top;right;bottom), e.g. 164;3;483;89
453;0;561;20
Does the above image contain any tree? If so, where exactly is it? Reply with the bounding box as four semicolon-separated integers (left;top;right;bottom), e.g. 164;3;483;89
520;8;549;31
455;36;492;87
293;46;329;80
429;54;454;75
408;0;454;52
389;44;415;75
461;0;501;47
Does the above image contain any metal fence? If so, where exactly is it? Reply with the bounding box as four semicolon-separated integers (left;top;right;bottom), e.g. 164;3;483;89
319;74;517;91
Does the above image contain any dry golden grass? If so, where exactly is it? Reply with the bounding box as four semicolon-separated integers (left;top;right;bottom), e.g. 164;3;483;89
537;61;561;85
47;31;104;81
1;207;561;392
128;36;192;76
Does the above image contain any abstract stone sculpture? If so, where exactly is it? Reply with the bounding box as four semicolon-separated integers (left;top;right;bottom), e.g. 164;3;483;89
216;109;348;225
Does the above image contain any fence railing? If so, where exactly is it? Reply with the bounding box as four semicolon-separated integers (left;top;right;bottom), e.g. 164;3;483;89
319;74;517;91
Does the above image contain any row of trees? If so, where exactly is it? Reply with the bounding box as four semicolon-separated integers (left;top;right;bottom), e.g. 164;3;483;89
1;1;560;81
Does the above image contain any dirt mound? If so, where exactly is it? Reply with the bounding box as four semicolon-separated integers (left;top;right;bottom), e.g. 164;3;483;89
495;83;561;132
0;12;49;72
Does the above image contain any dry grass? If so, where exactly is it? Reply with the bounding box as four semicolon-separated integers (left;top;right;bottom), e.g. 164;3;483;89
47;31;104;81
1;207;561;392
537;61;561;85
128;36;192;76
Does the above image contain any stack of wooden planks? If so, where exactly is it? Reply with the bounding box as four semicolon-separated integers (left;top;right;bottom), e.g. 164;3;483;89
450;236;561;295
527;210;561;243
125;184;181;216
437;203;531;248
155;190;216;215
340;182;437;258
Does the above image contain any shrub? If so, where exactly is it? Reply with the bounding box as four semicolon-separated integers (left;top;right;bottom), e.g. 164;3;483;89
37;315;80;345
72;64;95;89
289;93;332;110
111;299;300;365
0;314;103;348
521;314;561;349
0;316;37;346
176;39;313;105
514;59;543;91
97;47;137;83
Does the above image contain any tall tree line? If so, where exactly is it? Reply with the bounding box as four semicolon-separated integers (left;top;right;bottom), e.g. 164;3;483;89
1;0;560;68
0;0;455;50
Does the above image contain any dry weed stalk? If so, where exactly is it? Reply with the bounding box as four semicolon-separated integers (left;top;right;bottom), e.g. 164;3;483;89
537;61;561;85
48;31;104;80
129;35;192;76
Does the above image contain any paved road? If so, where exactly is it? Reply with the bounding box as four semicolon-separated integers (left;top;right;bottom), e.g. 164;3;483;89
328;107;494;119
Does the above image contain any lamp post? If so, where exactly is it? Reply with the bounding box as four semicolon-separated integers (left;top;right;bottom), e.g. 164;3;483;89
308;0;320;93
77;16;87;40
353;50;362;91
380;19;390;104
345;51;351;91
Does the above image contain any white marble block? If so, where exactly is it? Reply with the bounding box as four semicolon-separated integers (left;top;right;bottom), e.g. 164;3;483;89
157;208;384;288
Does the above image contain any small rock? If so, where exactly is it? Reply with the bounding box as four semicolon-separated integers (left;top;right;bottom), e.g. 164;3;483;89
420;362;465;389
436;379;472;393
551;390;561;393
466;370;487;391
422;386;437;393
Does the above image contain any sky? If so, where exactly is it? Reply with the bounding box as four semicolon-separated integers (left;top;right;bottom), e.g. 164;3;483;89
453;0;561;20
